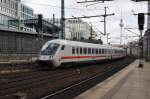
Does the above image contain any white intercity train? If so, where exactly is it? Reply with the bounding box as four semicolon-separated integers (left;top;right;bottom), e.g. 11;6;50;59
37;39;126;68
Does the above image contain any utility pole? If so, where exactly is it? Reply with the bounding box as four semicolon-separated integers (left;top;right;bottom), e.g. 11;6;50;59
67;11;114;37
104;7;107;36
132;13;145;67
90;25;93;40
102;7;115;36
61;0;65;39
53;14;55;39
107;33;110;44
77;1;114;36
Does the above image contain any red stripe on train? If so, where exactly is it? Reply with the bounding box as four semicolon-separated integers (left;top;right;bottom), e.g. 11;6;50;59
61;55;106;59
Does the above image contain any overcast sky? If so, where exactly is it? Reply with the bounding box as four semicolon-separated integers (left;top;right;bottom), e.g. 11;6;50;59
22;0;148;44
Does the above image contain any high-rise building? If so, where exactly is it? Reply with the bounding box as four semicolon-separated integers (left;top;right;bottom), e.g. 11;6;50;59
0;0;20;29
148;1;150;29
20;3;34;20
0;0;35;31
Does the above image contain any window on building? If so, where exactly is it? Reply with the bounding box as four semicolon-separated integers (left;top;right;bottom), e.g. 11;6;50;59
4;0;6;4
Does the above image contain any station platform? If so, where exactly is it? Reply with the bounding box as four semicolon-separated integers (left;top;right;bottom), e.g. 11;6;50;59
75;60;150;99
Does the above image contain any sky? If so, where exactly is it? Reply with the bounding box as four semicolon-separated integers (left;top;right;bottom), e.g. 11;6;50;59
22;0;148;44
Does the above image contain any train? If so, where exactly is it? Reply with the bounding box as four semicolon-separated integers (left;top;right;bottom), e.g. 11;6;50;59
37;39;126;68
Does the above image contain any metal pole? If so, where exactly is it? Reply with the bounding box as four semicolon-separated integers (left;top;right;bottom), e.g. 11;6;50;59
104;7;107;36
90;26;93;40
53;14;55;39
107;33;109;44
146;32;148;60
61;0;65;39
139;30;143;67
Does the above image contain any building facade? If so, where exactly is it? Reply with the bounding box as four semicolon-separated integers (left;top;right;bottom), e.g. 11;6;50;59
143;0;150;60
0;0;20;29
127;41;139;58
20;3;34;20
0;0;35;32
46;18;97;40
148;1;150;29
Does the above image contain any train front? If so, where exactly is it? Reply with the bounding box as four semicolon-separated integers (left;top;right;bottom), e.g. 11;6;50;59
37;42;60;67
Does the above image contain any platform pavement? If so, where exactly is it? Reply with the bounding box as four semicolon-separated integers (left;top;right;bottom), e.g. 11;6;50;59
75;60;150;99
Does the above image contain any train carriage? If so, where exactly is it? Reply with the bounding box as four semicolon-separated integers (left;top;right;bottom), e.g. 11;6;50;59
37;39;126;68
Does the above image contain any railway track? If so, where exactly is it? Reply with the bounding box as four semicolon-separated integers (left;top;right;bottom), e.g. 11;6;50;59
0;57;135;99
40;58;134;99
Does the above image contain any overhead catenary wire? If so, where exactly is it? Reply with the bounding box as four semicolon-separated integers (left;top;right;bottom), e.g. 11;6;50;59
22;1;103;11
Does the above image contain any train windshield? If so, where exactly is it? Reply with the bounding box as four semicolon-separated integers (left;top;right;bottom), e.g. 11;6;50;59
40;43;59;55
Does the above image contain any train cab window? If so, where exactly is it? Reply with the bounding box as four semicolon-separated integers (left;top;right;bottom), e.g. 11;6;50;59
40;43;59;55
72;47;75;54
88;48;91;54
80;48;82;54
84;48;87;54
61;45;65;50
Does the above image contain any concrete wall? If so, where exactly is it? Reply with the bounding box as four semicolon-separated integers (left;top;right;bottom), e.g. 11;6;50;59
0;29;52;54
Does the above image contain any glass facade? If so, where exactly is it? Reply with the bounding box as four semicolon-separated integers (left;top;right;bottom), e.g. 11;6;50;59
20;4;33;19
0;14;17;27
0;0;19;28
0;0;34;30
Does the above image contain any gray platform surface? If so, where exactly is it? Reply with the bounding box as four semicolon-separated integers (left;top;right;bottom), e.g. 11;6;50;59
75;60;150;99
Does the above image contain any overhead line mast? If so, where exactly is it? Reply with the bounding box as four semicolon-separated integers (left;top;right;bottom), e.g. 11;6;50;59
77;1;114;36
66;8;115;36
61;0;65;39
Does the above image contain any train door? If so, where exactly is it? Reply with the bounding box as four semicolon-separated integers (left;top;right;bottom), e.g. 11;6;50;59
59;45;65;62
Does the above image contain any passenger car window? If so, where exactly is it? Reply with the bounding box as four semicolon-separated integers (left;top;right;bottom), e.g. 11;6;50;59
96;49;98;54
80;48;82;54
76;47;79;54
99;49;101;54
92;48;94;54
88;48;91;54
84;48;87;54
72;47;75;54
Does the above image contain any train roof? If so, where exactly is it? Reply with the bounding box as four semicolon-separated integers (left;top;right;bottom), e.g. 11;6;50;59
46;39;124;50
